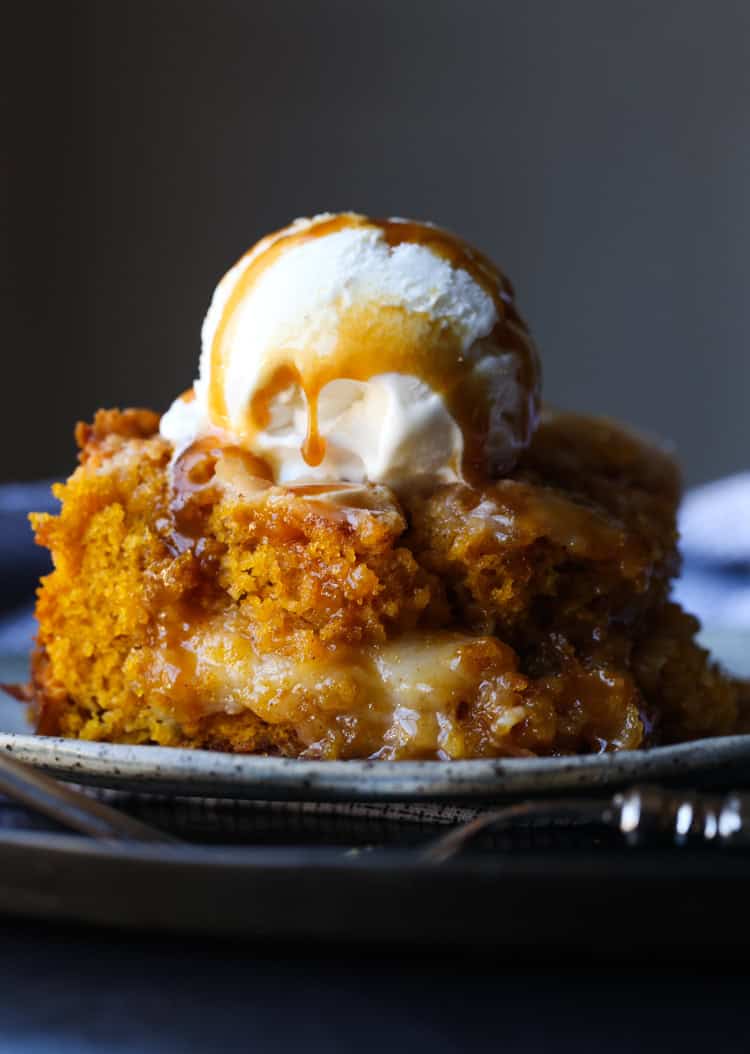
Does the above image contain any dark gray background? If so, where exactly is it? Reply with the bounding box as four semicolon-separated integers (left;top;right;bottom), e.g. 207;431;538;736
7;0;750;484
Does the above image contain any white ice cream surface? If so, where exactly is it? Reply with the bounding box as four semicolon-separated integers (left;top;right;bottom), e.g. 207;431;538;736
160;215;530;489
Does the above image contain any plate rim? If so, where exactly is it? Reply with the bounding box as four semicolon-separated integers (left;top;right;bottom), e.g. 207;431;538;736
2;730;750;801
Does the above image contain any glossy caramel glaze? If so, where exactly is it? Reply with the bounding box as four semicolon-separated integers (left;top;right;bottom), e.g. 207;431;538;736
165;435;272;554
208;214;541;480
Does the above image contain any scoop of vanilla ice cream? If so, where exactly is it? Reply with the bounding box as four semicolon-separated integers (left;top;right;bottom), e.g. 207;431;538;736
160;213;539;489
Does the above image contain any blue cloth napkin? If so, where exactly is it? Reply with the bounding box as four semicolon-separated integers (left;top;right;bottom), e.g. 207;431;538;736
673;473;750;629
0;475;748;658
0;481;57;655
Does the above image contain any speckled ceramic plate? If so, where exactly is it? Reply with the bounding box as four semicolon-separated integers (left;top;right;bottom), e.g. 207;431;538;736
1;631;748;801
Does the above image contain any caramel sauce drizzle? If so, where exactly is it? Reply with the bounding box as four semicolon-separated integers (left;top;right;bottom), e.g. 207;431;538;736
209;214;540;481
166;434;272;554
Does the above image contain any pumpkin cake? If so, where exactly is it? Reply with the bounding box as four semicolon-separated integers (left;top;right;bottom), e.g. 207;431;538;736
28;213;745;758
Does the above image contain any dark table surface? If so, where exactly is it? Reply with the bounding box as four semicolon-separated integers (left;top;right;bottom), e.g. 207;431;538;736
1;920;749;1054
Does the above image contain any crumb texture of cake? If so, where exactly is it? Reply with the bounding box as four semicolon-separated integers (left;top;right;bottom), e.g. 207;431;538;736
28;407;743;758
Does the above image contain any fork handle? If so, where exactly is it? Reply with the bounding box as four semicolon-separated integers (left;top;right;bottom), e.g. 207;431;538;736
0;749;179;843
614;786;750;847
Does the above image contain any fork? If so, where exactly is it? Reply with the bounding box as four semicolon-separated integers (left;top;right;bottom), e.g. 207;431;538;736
423;785;750;862
0;749;179;843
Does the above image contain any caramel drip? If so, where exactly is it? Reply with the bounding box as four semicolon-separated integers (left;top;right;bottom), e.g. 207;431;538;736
249;363;300;429
209;215;371;433
209;214;541;480
249;362;327;468
302;382;326;467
